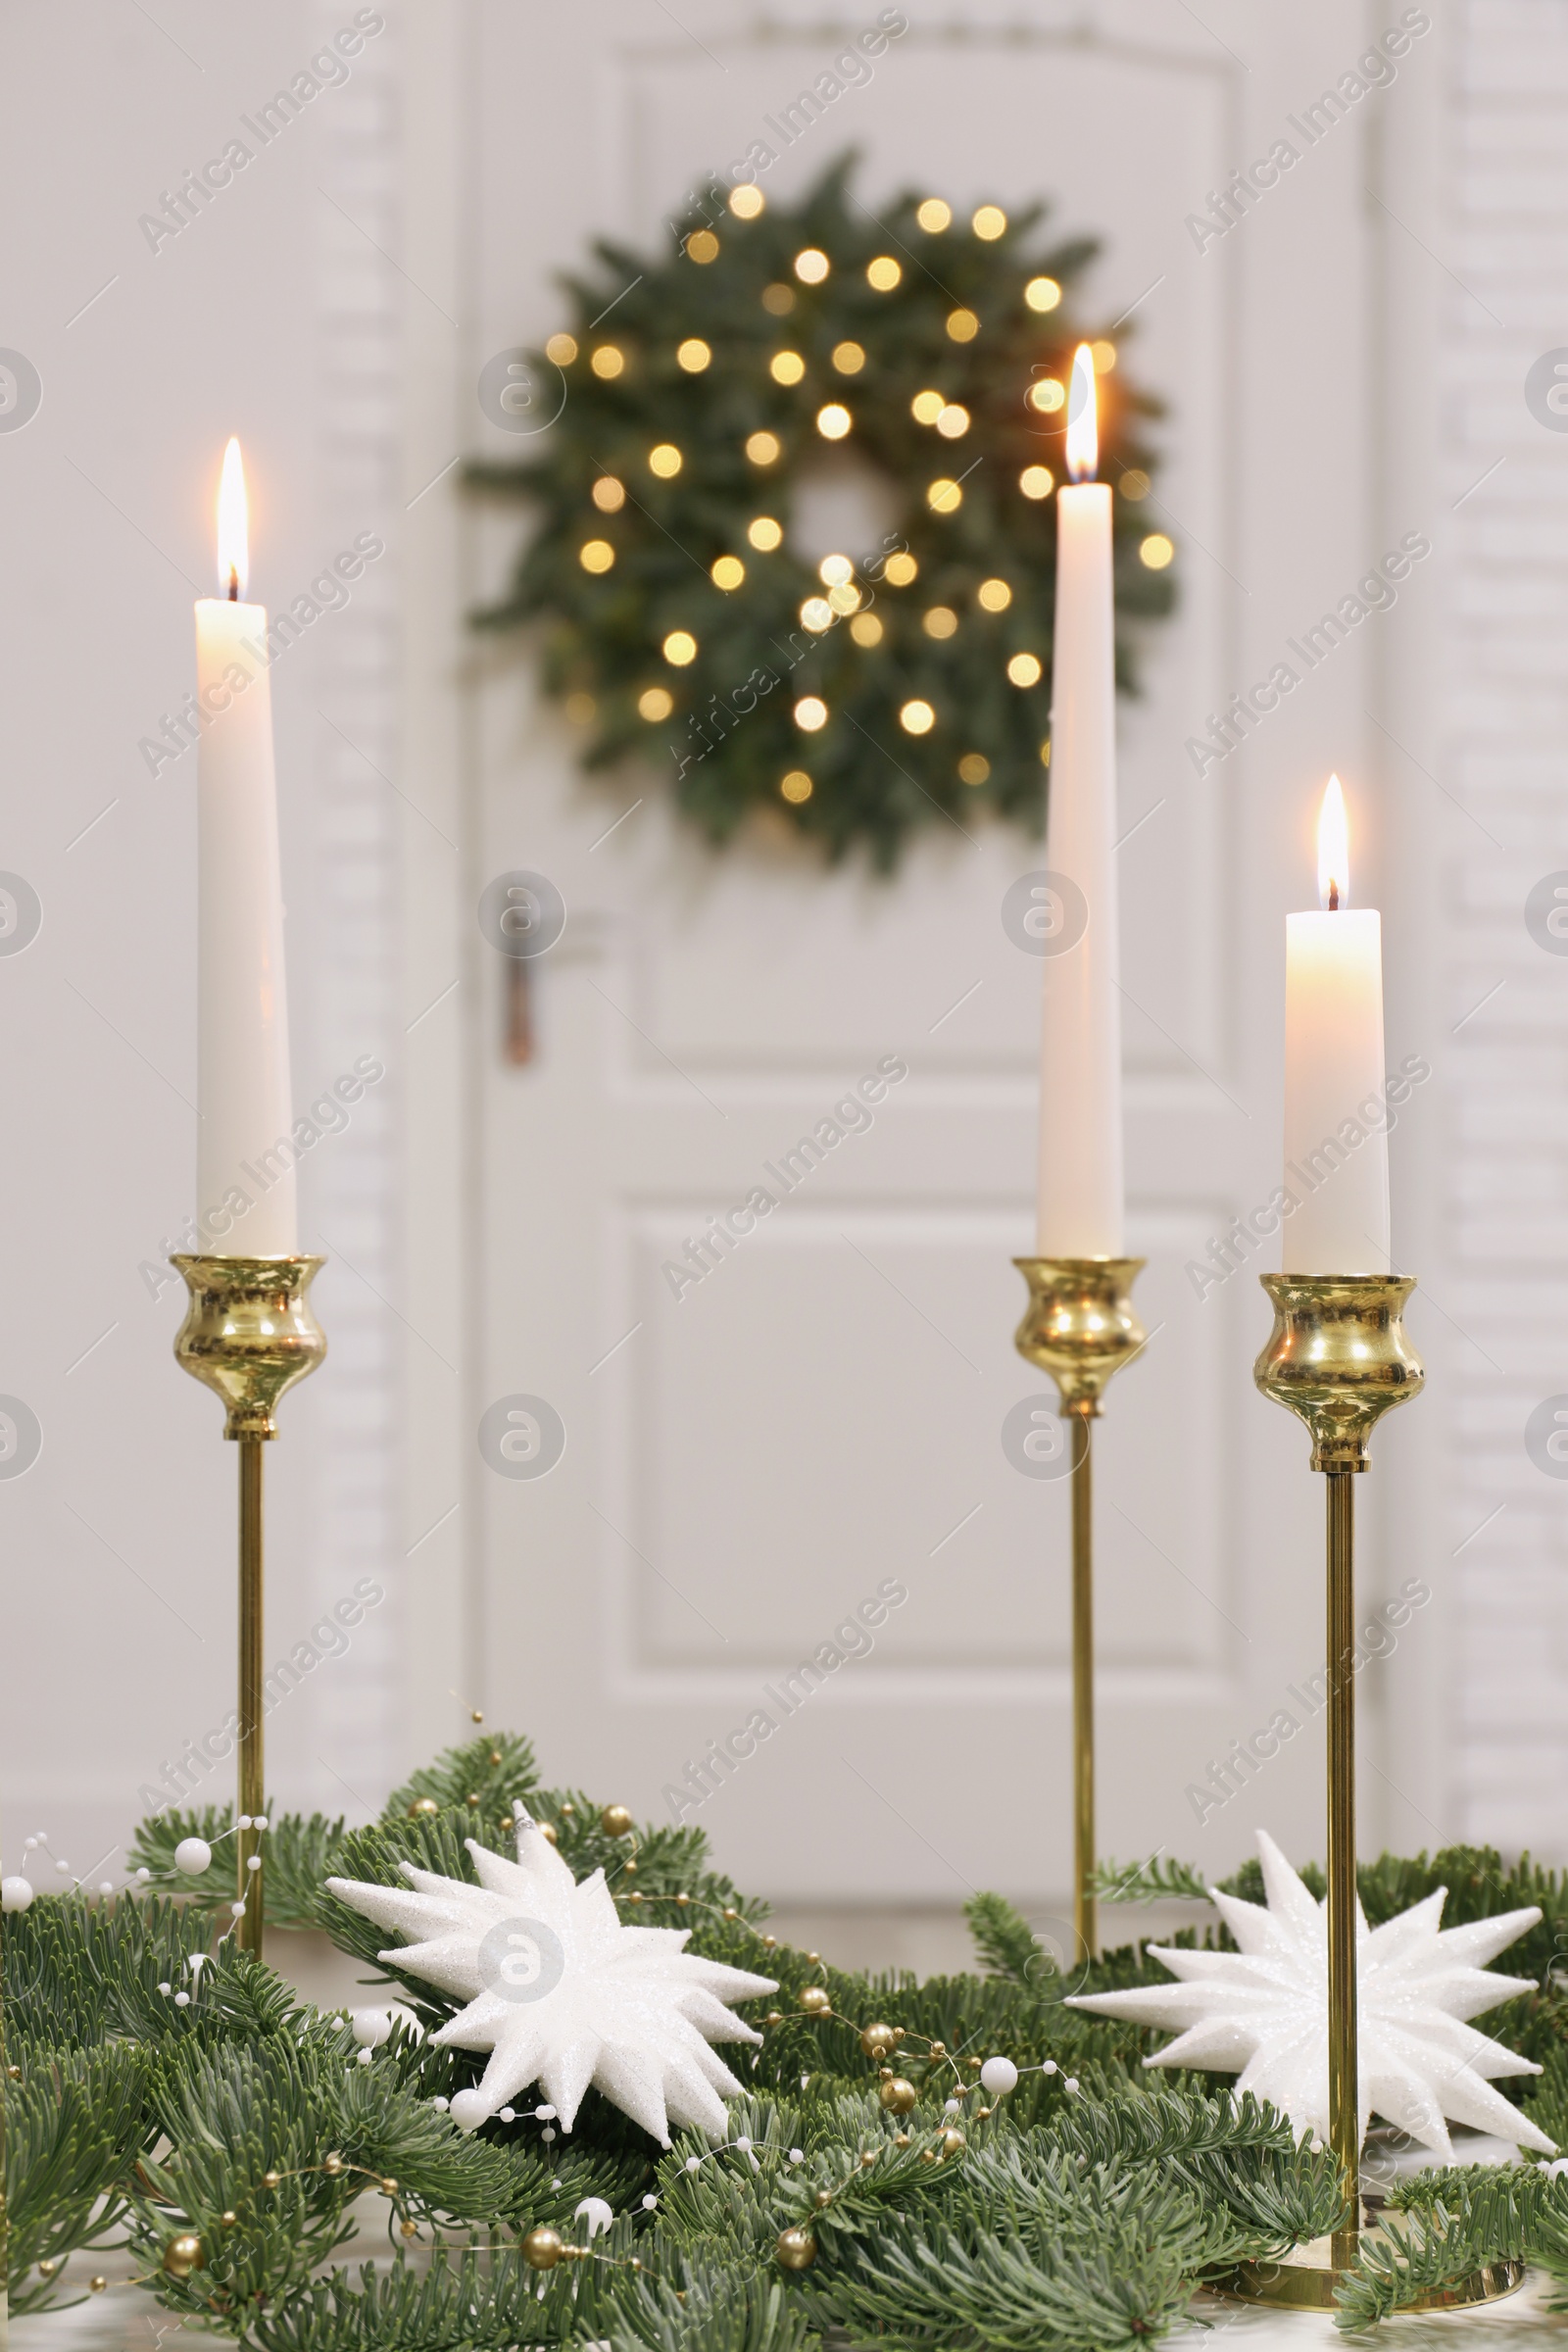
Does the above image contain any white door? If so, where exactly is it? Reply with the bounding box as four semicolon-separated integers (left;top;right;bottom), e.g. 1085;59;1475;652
402;0;1441;1915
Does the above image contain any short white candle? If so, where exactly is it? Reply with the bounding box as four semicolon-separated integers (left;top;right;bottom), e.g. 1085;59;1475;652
1036;344;1124;1257
194;439;297;1253
1281;775;1391;1274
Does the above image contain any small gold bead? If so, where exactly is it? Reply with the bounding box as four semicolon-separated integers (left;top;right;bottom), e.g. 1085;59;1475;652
722;1905;738;1920
929;2041;947;2058
776;2227;817;2272
805;1950;820;1964
6;2064;21;2081
400;2218;418;2239
161;2233;205;2279
761;1934;777;1948
220;2210;238;2228
798;1985;831;2016
859;2149;876;2167
895;2131;910;2146
675;1891;690;1906
879;2077;917;2115
470;1709;484;1722
521;2226;563;2271
814;2188;833;2209
600;1804;634;1838
920;2147;938;2164
860;2023;900;2060
630;2256;643;2272
627;1889;643;1903
262;2171;281;2188
380;2178;398;2194
488;1752;502;1767
89;2276;108;2292
323;2153;345;2177
539;1824;558;1846
37;2260;60;2279
764;2011;784;2027
976;2105;993;2119
466;1793;481;1809
941;2129;967;2158
409;1797;440;1819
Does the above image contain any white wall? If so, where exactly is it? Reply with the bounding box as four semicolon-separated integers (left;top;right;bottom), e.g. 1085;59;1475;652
0;1;405;1879
1443;0;1568;1851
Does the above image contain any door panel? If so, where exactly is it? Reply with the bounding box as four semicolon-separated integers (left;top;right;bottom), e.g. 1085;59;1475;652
460;0;1386;1904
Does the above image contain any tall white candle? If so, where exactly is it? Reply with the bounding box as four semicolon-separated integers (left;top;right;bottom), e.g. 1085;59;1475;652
1036;344;1124;1256
1281;775;1391;1274
194;439;297;1254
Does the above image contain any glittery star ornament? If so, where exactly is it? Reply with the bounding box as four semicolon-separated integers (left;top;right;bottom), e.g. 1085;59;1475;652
1068;1831;1553;2162
325;1809;776;2145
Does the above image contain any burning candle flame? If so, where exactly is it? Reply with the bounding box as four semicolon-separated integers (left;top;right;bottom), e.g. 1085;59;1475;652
217;437;248;601
1317;773;1349;910
1065;344;1098;482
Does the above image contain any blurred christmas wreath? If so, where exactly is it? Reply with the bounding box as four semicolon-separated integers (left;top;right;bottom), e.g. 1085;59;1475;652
467;160;1177;869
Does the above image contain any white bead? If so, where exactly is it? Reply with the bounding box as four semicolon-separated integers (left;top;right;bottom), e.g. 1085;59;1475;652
1043;2059;1058;2076
535;2105;557;2120
735;2135;751;2151
351;2008;393;2048
237;1815;252;1831
449;2090;489;2133
174;1991;191;2008
1;1876;34;1913
432;2096;450;2111
499;2107;515;2123
685;2155;702;2173
641;2192;658;2211
55;1859;71;1876
943;2098;960;2115
357;2048;373;2066
788;2148;804;2164
246;1855;262;1873
136;1867;151;1882
158;1982;172;1996
540;2127;557;2143
174;1838;212;1876
1063;2077;1080;2094
23;1837;36;1851
980;2057;1019;2096
253;1815;269;1831
230;1901;246;1918
577;2196;615;2236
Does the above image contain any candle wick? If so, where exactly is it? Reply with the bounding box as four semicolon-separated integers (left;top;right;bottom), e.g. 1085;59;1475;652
1328;880;1340;910
227;567;239;602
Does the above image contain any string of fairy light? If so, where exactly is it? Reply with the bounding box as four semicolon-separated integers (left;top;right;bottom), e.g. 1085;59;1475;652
540;181;1175;812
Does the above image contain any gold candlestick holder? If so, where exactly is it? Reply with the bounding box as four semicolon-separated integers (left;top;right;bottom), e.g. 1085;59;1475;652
171;1254;326;1958
1013;1256;1147;1958
1225;1273;1520;2313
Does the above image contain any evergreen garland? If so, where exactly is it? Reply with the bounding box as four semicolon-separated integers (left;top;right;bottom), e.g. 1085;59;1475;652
466;159;1176;869
8;1730;1567;2348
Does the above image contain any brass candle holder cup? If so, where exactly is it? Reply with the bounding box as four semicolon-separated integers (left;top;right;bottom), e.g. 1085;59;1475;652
1013;1256;1147;1958
1223;1273;1520;2313
172;1254;326;1956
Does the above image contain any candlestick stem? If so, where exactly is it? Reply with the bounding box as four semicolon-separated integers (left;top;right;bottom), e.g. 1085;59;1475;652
237;1437;266;1953
171;1254;326;1962
1013;1257;1146;1959
1325;1466;1359;2268
1070;1414;1096;1959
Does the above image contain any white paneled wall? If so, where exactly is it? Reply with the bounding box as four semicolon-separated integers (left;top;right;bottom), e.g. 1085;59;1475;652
1446;0;1568;1850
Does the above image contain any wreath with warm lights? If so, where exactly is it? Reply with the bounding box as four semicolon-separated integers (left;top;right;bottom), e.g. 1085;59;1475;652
468;160;1176;869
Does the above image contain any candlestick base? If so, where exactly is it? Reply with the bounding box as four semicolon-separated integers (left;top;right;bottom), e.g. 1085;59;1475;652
172;1254;326;1956
1220;2238;1524;2312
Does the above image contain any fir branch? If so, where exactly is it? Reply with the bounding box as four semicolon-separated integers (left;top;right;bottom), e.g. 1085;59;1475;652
4;2041;151;2313
1093;1856;1210;1905
964;1892;1051;1984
